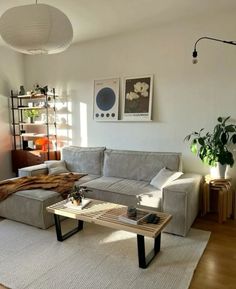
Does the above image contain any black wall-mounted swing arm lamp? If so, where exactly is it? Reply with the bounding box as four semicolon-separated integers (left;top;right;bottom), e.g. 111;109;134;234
192;36;236;64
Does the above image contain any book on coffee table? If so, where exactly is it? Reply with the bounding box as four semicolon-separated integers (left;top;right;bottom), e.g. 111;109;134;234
118;209;151;225
64;198;91;210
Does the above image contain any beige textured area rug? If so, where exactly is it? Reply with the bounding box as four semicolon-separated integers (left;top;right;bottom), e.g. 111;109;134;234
0;219;210;289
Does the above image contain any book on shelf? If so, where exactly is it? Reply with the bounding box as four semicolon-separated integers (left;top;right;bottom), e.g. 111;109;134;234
64;198;91;210
21;133;36;137
118;209;151;225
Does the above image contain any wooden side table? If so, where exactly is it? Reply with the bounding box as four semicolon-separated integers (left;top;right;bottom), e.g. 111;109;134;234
202;175;236;223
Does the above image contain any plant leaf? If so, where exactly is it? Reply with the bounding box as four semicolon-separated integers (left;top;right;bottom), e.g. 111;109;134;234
222;116;230;125
225;125;235;132
221;132;228;145
184;135;191;141
190;143;197;154
231;134;236;144
198;138;204;146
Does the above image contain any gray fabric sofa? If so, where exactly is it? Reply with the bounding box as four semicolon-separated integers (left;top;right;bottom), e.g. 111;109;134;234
0;146;202;236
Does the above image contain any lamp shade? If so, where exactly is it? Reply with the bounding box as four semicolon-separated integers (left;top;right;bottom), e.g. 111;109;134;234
0;3;73;54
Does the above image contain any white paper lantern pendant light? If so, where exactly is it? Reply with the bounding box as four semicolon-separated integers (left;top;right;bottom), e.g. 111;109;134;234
0;0;73;54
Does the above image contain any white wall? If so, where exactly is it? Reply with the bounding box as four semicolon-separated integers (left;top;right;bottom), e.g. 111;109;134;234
0;47;24;180
24;11;236;181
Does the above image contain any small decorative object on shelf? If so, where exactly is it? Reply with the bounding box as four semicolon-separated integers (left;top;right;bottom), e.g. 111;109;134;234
35;138;50;151
19;85;25;95
33;84;48;96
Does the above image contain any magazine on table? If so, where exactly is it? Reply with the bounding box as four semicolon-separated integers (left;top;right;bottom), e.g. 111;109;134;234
118;209;151;225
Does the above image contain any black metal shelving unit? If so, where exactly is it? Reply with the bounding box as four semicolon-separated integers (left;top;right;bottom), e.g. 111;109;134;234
10;88;59;172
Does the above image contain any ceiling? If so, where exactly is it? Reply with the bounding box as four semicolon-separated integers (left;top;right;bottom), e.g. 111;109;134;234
0;0;236;46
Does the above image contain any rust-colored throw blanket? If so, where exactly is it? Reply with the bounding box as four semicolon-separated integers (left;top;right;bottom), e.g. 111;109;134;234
0;173;86;202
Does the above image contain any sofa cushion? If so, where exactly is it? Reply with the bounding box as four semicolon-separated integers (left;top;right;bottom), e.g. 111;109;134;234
150;168;183;189
74;174;101;186
103;149;181;182
61;146;105;175
44;160;70;175
82;176;162;210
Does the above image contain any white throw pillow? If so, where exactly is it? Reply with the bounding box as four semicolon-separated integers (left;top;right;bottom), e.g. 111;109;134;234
44;160;70;175
150;168;183;190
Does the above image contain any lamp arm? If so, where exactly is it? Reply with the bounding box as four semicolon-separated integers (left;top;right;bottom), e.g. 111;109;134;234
192;36;236;64
193;36;236;51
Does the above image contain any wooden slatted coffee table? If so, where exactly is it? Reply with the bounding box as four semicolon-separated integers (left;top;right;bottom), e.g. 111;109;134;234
47;199;172;269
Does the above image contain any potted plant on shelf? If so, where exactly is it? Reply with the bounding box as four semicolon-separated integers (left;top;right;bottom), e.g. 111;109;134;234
184;116;236;178
24;109;39;123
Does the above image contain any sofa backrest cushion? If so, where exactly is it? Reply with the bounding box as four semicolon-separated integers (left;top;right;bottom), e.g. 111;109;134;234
103;149;182;182
44;160;70;175
61;146;105;175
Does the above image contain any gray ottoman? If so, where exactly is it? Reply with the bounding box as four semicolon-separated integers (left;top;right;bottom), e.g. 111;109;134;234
0;189;62;229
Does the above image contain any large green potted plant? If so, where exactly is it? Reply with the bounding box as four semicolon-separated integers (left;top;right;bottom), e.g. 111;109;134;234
184;116;236;178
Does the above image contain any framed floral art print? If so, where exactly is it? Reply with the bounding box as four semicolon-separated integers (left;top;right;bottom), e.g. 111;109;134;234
122;75;153;121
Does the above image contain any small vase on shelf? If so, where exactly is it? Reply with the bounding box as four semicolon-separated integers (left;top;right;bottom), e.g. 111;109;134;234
28;117;34;123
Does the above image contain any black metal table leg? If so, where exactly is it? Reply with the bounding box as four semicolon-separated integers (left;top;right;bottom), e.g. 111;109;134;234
54;214;83;242
137;233;161;269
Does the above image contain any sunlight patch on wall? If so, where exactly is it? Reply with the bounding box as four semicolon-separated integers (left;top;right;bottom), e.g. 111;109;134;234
56;97;72;147
80;102;87;147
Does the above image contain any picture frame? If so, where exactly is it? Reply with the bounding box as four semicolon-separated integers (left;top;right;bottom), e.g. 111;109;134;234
93;78;119;121
122;75;153;121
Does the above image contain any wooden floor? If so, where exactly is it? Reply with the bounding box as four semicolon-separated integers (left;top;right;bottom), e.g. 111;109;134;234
190;213;236;289
0;214;236;289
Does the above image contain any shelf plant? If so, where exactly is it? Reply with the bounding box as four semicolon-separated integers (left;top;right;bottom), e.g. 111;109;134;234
184;116;236;176
23;109;39;123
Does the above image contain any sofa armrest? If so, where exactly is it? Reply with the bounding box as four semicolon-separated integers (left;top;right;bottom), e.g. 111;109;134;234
162;173;202;236
18;164;48;177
